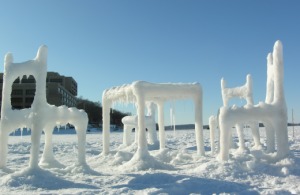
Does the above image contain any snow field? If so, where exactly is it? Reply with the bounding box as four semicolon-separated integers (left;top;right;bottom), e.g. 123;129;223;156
0;127;299;194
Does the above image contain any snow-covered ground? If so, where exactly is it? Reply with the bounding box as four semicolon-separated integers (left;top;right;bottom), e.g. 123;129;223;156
1;127;300;194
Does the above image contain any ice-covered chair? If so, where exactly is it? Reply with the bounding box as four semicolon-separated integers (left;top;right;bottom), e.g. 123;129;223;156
209;74;261;155
218;41;289;161
220;74;261;152
122;102;157;146
0;45;88;170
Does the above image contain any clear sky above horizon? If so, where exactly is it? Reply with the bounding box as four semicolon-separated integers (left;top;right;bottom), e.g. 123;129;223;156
0;1;299;125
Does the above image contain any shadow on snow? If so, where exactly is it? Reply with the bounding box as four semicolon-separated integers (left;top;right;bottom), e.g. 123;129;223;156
112;172;258;194
1;167;99;191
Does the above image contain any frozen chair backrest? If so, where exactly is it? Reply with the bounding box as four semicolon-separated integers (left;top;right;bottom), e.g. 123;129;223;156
221;74;253;107
2;45;48;112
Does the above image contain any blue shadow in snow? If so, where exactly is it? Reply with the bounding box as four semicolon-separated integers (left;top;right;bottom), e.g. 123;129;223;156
5;168;99;191
186;145;211;152
113;173;259;195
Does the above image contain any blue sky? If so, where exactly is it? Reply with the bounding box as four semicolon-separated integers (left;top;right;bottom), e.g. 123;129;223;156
0;1;299;125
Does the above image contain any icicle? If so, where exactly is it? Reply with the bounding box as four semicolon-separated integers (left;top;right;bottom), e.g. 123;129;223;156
173;110;176;135
170;107;173;130
56;124;60;133
170;101;176;137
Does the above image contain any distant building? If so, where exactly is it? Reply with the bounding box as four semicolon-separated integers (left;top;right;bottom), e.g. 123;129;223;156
0;72;77;109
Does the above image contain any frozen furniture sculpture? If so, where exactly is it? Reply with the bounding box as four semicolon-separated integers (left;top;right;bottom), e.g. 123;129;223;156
0;45;88;170
209;75;261;154
220;74;261;152
218;41;289;161
121;102;158;146
102;81;203;160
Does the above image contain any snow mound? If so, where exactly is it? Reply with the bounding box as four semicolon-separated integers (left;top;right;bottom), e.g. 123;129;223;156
0;167;98;191
120;150;174;172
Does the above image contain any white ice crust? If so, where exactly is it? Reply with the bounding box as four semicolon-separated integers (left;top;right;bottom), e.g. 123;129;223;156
122;102;158;146
210;72;261;155
0;46;88;170
102;81;203;161
221;74;253;106
218;40;289;162
209;115;218;154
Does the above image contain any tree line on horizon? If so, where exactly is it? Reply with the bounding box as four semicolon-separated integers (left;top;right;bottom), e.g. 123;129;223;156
76;97;128;127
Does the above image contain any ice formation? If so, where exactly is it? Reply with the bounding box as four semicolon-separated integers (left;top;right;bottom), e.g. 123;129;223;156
121;102;158;146
221;74;253;107
218;40;289;161
210;74;261;155
0;45;88;170
220;74;261;152
209;115;218;154
102;81;203;160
